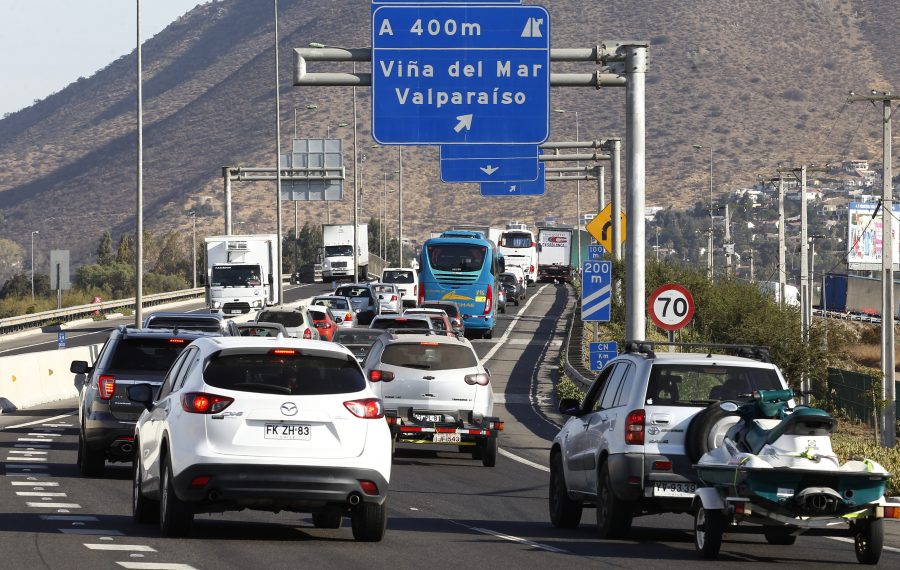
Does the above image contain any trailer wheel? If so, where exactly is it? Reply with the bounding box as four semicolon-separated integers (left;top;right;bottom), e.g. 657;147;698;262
480;437;498;467
694;506;723;559
854;518;883;564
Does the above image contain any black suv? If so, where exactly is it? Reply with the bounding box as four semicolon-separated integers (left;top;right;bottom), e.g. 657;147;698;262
143;311;239;336
69;326;219;476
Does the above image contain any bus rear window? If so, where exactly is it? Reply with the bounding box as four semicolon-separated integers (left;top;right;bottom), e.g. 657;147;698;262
501;233;533;248
427;245;486;272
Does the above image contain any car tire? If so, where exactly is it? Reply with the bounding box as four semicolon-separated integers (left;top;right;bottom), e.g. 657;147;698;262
77;429;105;477
484;329;493;340
312;512;343;529
694;506;724;559
763;527;796;545
685;404;741;463
132;447;159;524
549;452;582;528
596;461;632;539
351;498;388;542
159;455;193;537
481;437;498;467
854;518;883;564
514;298;520;306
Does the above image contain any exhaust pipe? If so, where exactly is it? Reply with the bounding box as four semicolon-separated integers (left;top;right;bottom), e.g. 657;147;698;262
119;443;133;454
347;492;361;506
207;489;222;502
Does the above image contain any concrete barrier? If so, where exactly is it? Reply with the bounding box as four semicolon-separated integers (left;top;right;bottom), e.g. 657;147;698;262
0;343;102;413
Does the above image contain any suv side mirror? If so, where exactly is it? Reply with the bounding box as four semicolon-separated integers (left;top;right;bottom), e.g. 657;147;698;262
70;360;90;374
558;397;581;416
127;383;155;411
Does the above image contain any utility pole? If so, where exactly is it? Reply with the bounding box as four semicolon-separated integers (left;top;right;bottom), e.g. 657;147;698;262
748;249;754;282
611;138;623;261
724;203;732;278
778;176;786;306
849;90;898;447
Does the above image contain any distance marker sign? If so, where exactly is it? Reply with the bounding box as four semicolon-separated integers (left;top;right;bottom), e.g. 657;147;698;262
648;283;695;331
372;5;550;145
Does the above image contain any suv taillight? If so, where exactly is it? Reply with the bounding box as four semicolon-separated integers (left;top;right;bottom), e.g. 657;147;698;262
625;409;645;445
483;285;492;315
99;375;115;400
344;312;353;321
368;370;395;382
530;264;535;273
413;284;418;297
181;392;234;414
418;286;425;305
344;398;384;419
464;373;490;386
391;295;398;302
303;328;312;339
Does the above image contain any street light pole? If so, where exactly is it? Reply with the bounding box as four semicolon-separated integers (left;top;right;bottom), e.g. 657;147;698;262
135;0;144;327
30;230;39;302
273;0;285;305
190;211;197;289
398;146;403;267
693;144;714;279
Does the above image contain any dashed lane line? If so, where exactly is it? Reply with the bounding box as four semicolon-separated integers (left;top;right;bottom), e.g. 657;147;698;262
449;519;569;554
85;544;157;552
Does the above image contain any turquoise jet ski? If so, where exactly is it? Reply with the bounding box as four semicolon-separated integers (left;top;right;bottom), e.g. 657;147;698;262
692;389;897;563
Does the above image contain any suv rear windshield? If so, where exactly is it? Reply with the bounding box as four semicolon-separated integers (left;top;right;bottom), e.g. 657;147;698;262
645;364;782;406
204;353;364;395
334;286;372;299
108;338;189;372
370;318;429;330
383;270;414;284
313;298;350;310
145;318;223;333
257;311;304;327
420;303;459;318
381;343;477;370
333;329;383;344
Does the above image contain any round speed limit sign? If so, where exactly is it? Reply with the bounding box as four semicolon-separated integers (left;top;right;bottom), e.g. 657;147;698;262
648;283;695;331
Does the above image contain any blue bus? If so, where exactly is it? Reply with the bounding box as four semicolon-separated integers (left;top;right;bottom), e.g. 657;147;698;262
418;234;504;339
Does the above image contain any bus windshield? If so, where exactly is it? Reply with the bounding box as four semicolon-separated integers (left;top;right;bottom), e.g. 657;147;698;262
427;244;486;272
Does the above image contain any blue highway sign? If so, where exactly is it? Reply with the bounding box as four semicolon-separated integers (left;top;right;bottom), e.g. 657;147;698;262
587;245;606;260
581;260;612;322
589;341;618;371
372;4;550;145
441;144;539;183
481;162;545;196
57;332;67;349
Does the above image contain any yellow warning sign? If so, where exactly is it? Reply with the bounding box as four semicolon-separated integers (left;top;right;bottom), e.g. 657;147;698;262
586;204;627;252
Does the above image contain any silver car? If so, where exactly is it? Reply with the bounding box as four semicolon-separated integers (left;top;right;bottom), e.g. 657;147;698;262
255;306;320;340
371;283;402;314
311;295;358;328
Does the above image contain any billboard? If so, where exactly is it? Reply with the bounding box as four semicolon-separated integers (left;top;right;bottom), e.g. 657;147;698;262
848;201;900;270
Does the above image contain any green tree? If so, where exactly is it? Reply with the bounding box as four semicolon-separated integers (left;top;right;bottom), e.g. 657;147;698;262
0;273;51;299
153;231;189;278
75;263;134;298
0;237;24;284
96;230;114;265
115;233;134;265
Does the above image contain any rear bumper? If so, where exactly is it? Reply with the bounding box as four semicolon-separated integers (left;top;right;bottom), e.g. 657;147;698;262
461;314;494;331
173;464;389;511
607;452;698;504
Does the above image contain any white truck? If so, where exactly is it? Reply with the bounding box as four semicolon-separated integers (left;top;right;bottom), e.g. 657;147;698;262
498;222;538;286
205;234;278;315
537;227;574;284
322;223;369;281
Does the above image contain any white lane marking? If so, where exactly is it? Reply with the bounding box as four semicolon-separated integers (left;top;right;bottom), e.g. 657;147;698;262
449;520;568;554
14;444;50;448
1;413;74;430
116;562;197;570
498;448;550;472
60;528;124;535
26;502;81;508
0;328;113;355
9;450;48;454
6;457;48;462
41;515;98;521
17;492;67;497
479;284;549;366
27;432;61;437
85;544;157;552
12;481;59;486
17;438;55;443
828;536;900;553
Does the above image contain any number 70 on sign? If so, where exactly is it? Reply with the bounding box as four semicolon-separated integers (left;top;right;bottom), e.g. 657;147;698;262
648;283;695;331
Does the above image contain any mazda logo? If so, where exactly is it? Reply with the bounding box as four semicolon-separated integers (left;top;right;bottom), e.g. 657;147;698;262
280;402;298;416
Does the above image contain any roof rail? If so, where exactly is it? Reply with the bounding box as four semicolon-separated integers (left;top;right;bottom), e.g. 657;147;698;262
623;340;771;362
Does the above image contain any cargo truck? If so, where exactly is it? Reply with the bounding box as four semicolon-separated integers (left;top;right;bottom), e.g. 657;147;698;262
821;273;900;318
537;227;573;283
321;223;369;281
205;234;278;315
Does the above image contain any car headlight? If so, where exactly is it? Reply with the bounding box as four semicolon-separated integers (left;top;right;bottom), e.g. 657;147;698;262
212;301;222;309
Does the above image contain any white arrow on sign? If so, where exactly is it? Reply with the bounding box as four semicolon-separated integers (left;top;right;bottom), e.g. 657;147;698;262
480;165;499;176
454;114;473;133
508;185;517;192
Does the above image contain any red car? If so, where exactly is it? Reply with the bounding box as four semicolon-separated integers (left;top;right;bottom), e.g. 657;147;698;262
306;305;339;341
403;308;454;336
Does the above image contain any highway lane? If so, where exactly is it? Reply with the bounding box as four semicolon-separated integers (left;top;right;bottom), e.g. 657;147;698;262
0;282;334;356
3;284;899;568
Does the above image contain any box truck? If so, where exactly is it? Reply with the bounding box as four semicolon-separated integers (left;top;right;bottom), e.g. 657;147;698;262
205;234;278;315
321;224;369;281
537;227;574;283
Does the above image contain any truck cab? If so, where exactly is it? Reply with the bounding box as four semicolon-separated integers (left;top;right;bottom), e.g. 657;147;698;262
205;234;277;315
498;223;539;286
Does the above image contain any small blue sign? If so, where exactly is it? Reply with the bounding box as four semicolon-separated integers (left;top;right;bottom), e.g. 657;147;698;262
57;332;67;349
581;260;612;322
480;162;545;196
587;245;606;260
372;5;550;145
441;144;539;183
589;341;618;371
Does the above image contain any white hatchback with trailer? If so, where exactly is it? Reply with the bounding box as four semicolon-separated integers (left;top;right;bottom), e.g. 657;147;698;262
127;337;392;541
363;330;503;466
549;342;788;538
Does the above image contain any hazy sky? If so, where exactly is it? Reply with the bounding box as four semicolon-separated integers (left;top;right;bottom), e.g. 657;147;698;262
0;0;203;117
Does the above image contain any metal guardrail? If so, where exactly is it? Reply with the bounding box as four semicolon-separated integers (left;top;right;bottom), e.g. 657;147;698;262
563;310;594;392
0;288;205;335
